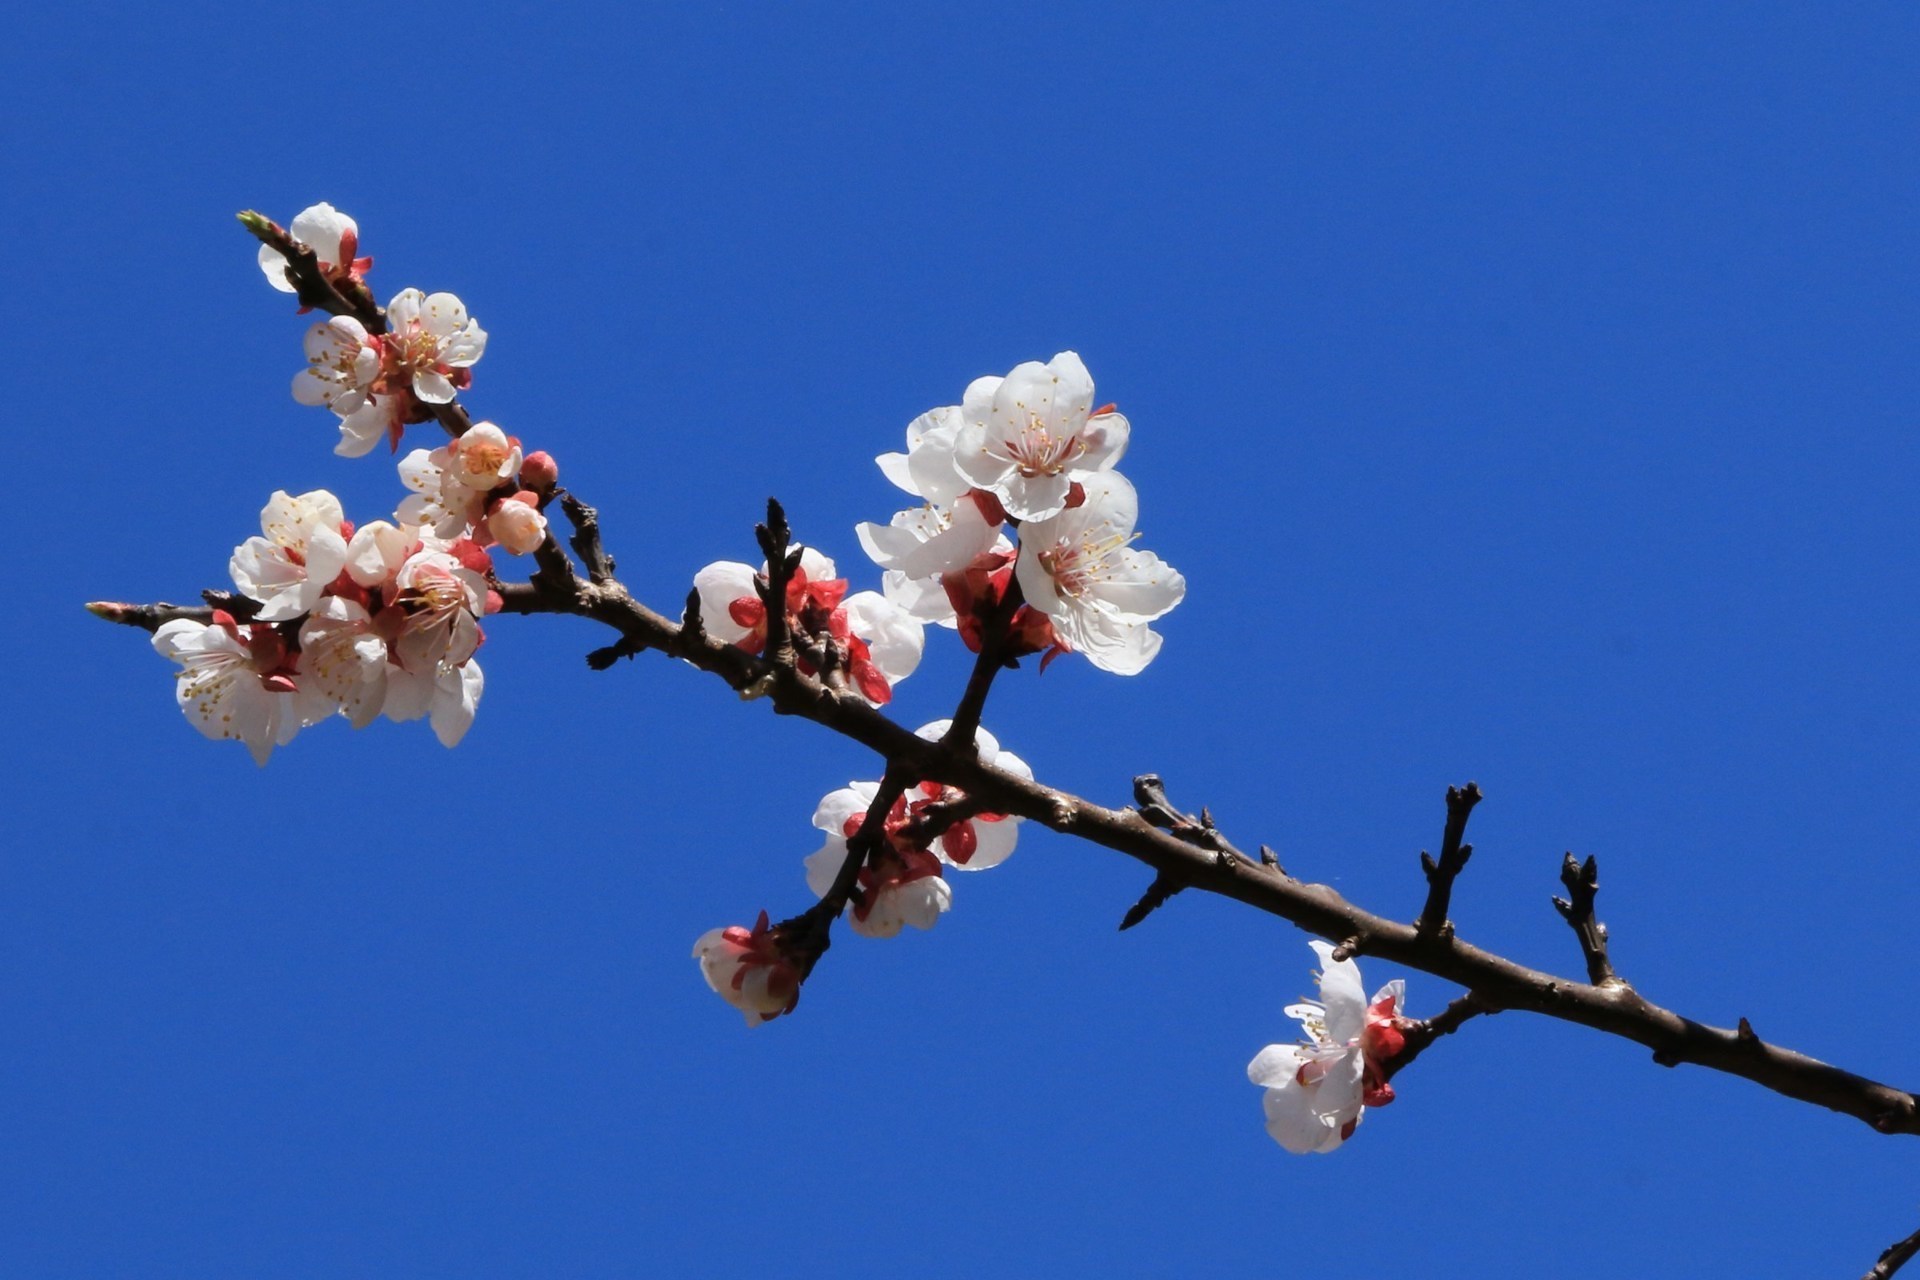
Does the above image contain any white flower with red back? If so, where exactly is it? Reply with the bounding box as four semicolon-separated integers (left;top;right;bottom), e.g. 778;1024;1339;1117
1248;942;1408;1154
953;351;1129;521
693;913;804;1026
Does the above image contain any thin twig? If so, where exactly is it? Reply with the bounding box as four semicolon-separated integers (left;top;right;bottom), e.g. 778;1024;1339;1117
1552;853;1618;987
1415;782;1482;939
1383;993;1495;1081
1865;1220;1920;1280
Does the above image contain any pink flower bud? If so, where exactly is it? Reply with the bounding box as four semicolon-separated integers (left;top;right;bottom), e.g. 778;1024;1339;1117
520;451;559;490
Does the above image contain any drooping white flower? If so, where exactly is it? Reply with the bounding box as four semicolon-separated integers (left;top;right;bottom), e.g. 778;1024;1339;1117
1014;471;1183;675
1248;942;1409;1154
383;288;486;404
294;596;388;729
382;655;484;747
804;834;950;938
953;352;1129;521
909;720;1032;870
152;613;303;766
693;912;802;1026
835;590;924;704
228;489;351;622
291;316;379;414
258;202;369;293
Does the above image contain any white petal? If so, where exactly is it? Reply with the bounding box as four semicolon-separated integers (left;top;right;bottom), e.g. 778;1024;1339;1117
258;245;296;292
804;836;853;900
1308;941;1369;1045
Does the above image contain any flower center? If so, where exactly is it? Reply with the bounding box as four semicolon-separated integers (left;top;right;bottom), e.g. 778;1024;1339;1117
1001;413;1088;478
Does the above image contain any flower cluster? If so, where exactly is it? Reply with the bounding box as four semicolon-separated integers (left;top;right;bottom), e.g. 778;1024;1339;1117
263;203;488;457
692;548;923;706
154;488;494;764
856;352;1185;674
801;720;1032;938
1248;942;1410;1153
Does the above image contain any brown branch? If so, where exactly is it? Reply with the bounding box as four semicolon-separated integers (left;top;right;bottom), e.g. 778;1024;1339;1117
1118;775;1256;929
1382;993;1495;1082
1552;852;1618;987
1865;1220;1920;1280
1414;782;1482;939
93;511;1920;1141
559;491;614;583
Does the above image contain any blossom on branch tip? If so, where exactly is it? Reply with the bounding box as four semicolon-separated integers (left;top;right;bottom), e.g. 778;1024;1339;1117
693;912;803;1025
1248;942;1408;1154
1014;472;1183;675
954;351;1129;521
258;202;371;295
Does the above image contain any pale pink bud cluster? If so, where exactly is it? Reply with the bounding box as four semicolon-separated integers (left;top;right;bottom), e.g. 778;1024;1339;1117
153;487;498;764
398;423;553;557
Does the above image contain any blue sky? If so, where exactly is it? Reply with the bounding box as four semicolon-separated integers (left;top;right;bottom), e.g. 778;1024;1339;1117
5;3;1918;1275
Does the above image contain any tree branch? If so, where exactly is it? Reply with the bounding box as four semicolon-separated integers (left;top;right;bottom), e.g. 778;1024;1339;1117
1865;1220;1920;1280
88;551;1920;1139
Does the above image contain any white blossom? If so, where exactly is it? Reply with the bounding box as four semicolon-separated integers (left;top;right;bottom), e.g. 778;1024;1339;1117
487;494;547;556
294;596;388;729
228;489;350;622
291;315;379;414
910;720;1032;870
1248;942;1408;1154
384;288;486;404
382;656;484;747
953;351;1129;521
152;616;302;766
692;913;801;1026
1014;471;1183;675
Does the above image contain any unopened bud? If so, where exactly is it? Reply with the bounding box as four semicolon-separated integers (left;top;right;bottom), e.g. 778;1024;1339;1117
520;451;559;491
